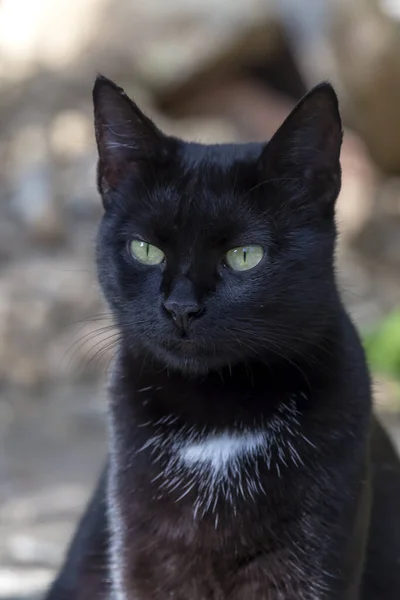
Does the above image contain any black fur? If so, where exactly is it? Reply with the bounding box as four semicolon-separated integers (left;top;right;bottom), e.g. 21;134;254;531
45;77;400;599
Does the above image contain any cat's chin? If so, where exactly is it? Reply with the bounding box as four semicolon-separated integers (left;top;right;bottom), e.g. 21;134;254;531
148;341;233;376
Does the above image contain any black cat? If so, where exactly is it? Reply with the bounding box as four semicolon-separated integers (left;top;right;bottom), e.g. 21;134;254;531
44;77;400;599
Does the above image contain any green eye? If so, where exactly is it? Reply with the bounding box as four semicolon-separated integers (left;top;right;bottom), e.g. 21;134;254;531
225;245;264;271
129;240;165;265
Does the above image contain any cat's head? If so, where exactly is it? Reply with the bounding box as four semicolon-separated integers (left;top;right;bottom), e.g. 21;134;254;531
93;76;342;375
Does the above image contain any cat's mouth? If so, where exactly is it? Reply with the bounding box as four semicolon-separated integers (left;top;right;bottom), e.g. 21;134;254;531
147;335;234;374
161;338;202;356
157;335;224;364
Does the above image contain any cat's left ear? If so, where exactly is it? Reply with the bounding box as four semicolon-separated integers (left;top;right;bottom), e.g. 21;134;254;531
93;75;172;197
260;82;343;207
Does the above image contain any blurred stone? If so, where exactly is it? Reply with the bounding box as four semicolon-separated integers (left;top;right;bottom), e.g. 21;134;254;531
58;155;99;217
0;218;24;263
8;533;58;567
13;178;65;245
351;177;400;268
0;1;282;97
272;0;341;89
0;258;102;389
0;567;53;597
0;0;108;77
330;0;400;173
10;124;48;166
49;111;92;159
160;115;240;145
337;130;378;241
376;376;400;413
161;77;295;138
9;124;66;244
92;0;282;96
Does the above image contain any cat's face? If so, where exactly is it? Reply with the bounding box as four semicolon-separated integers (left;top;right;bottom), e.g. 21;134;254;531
94;77;342;374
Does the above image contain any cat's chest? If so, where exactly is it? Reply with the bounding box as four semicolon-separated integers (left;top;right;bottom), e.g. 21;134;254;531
125;397;309;525
110;395;322;600
178;429;266;473
116;540;319;600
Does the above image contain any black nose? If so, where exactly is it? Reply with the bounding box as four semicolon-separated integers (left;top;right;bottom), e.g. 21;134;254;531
163;299;203;332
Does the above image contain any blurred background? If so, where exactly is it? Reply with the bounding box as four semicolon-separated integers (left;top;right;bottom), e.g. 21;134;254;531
1;0;400;598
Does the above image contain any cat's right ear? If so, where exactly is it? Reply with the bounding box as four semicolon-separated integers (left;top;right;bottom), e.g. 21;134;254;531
259;82;342;210
93;75;170;199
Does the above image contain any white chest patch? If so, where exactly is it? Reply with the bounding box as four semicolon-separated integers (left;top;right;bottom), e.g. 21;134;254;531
135;395;311;522
180;431;266;473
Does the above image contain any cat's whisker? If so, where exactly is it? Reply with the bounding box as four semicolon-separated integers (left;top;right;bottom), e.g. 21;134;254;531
85;336;122;370
64;326;120;371
72;312;115;325
63;324;119;362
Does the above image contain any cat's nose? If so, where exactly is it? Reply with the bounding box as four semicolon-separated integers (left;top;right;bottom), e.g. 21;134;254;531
163;299;203;332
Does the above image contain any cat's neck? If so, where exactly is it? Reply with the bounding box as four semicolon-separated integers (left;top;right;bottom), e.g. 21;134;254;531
108;351;318;525
110;323;341;433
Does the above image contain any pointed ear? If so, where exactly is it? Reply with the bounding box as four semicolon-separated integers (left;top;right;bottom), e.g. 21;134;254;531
260;82;343;207
93;75;170;195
